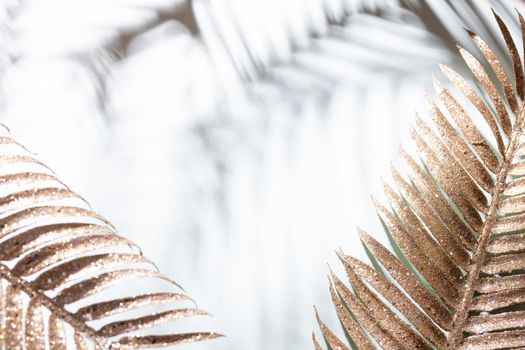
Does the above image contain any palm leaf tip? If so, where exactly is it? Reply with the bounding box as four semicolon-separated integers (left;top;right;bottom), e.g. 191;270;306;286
0;128;220;348
314;9;525;350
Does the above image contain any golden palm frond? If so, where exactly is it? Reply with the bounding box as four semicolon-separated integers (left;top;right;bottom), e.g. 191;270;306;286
314;9;525;350
0;128;220;348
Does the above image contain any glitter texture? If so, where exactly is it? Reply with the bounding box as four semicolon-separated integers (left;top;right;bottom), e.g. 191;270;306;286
431;82;497;187
313;10;525;350
328;282;375;349
0;129;218;346
440;64;506;158
25;300;45;349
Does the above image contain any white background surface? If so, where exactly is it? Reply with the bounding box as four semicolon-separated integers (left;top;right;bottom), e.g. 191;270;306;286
0;0;520;348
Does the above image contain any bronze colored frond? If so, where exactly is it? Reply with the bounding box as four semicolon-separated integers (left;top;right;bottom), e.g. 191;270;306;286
0;129;220;348
314;10;525;350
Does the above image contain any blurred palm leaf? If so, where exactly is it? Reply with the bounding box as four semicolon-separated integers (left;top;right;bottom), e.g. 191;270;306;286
196;0;516;84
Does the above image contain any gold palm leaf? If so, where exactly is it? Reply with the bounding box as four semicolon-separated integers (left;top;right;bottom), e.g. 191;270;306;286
314;9;525;350
0;128;220;348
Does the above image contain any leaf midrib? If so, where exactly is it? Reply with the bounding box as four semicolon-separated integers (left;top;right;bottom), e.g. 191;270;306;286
446;104;525;348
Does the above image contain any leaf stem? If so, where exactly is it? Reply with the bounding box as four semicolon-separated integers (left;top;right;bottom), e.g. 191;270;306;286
447;104;525;348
